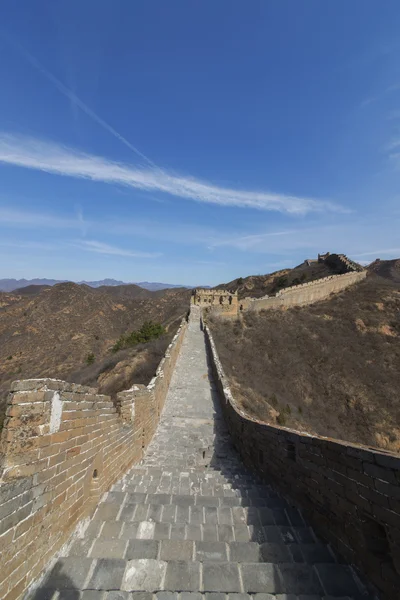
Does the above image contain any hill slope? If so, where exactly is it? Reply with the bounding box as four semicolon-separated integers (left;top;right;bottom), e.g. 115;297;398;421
217;260;351;299
0;283;190;424
209;273;400;452
368;258;400;283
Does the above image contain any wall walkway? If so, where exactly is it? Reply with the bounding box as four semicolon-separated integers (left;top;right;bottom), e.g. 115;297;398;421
204;321;399;600
25;307;376;599
0;318;187;600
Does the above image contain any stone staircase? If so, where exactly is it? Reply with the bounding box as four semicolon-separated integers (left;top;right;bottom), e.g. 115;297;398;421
29;306;374;600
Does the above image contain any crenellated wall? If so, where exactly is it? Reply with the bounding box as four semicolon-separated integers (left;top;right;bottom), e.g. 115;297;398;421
192;288;238;317
204;320;400;600
0;318;187;600
241;270;366;312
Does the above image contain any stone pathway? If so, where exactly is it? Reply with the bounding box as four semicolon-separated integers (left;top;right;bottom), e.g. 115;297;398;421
31;306;372;599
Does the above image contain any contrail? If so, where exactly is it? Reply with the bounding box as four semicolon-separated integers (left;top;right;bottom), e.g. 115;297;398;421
2;33;159;170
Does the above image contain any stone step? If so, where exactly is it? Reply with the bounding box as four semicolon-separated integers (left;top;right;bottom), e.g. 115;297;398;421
103;491;291;510
114;484;278;498
41;557;366;597
126;466;263;478
92;503;298;528
116;468;267;483
68;536;336;566
102;491;290;508
74;520;318;547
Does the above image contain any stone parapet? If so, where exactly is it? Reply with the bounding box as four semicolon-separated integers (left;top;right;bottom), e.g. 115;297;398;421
204;322;400;600
242;270;367;312
0;317;187;600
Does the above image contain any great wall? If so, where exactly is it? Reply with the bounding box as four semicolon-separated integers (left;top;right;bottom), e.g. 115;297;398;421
192;253;367;316
0;261;399;600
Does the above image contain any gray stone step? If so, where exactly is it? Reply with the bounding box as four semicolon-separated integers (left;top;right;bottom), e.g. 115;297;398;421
116;484;276;498
68;537;336;566
105;492;288;509
40;557;366;597
29;307;375;600
72;521;321;550
92;503;296;529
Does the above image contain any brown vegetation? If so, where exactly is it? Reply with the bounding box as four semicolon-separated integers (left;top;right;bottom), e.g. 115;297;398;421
0;282;190;426
217;260;346;299
209;272;400;452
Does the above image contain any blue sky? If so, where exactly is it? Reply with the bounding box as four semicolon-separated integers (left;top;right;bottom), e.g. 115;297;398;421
1;1;400;286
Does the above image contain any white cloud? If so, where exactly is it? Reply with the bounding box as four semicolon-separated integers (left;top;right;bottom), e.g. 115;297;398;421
207;220;400;259
352;248;400;257
210;229;296;251
0;133;346;215
0;206;79;229
384;138;400;152
74;239;161;258
0;239;57;251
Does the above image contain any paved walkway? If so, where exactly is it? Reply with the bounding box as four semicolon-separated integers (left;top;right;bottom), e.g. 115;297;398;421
31;307;372;599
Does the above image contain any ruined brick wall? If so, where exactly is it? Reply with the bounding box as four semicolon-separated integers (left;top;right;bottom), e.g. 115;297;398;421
192;288;238;317
204;322;400;600
242;270;366;312
0;318;187;600
324;253;364;273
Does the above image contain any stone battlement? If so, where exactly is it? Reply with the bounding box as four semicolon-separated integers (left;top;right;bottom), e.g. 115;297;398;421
0;317;188;600
241;270;366;312
192;288;238;317
204;319;400;600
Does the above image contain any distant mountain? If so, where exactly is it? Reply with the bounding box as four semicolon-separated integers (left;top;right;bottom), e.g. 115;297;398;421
136;282;188;291
0;278;190;293
79;279;127;288
0;278;66;292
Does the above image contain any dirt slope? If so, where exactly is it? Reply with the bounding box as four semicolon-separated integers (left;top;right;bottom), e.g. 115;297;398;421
368;258;400;283
209;273;400;452
217;261;344;299
0;283;190;423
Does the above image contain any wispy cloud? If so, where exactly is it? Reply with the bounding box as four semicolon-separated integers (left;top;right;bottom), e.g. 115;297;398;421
360;82;400;109
388;109;400;120
0;206;80;229
207;220;400;259
75;204;87;237
0;133;346;215
73;239;161;258
194;260;226;266
5;36;157;169
384;138;400;152
352;248;400;257
209;229;298;251
0;239;57;251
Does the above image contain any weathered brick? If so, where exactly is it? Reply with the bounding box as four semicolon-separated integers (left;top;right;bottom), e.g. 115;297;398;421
375;479;400;499
362;487;391;513
373;505;400;528
363;462;398;484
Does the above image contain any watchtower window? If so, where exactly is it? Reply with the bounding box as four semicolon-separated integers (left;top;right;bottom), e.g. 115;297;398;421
219;295;224;305
229;296;232;305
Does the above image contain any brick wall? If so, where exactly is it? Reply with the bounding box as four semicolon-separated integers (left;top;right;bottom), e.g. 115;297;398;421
242;270;366;312
204;322;400;600
0;318;187;600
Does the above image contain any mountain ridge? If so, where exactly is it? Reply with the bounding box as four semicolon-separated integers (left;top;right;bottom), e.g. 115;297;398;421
0;278;190;292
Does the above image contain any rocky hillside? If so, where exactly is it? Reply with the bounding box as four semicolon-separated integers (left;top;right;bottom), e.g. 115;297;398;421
217;257;361;299
368;258;400;283
0;283;190;425
209;271;400;452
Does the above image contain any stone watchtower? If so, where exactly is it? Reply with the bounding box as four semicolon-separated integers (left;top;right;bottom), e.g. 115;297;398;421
191;288;238;317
